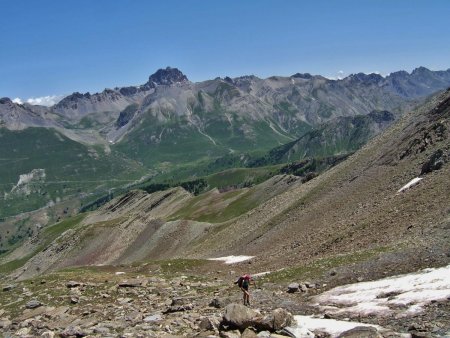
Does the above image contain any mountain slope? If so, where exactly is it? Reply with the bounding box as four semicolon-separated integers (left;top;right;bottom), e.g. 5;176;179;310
4;89;449;280
192;89;450;272
250;110;396;166
0;127;146;219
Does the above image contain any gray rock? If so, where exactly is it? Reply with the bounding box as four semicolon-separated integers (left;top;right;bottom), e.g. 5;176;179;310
222;303;263;330
66;281;82;288
26;299;42;309
337;326;382;338
287;283;299;293
0;318;12;329
305;282;317;289
199;317;217;331
170;297;185;306
60;325;86;338
2;284;15;292
220;330;241;338
270;308;294;330
164;303;194;313
15;327;31;336
144;314;163;323
410;332;433;338
258;308;294;331
93;326;110;335
242;327;258;338
209;297;224;308
41;331;55;338
117;279;143;287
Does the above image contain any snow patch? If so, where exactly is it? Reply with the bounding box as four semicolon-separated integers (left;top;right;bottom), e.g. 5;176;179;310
397;177;422;193
286;316;383;338
312;264;450;317
208;255;254;264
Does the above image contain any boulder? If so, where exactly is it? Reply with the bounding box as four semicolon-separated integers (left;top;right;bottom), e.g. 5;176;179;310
117;279;143;287
222;303;263;330
26;300;42;309
60;325;86;338
287;283;299;293
220;330;241;338
66;281;82;288
337;326;382;338
41;331;55;338
242;327;258;337
0;319;12;329
199;316;218;331
210;297;225;308
259;308;294;331
2;284;15;292
410;332;433;338
143;314;163;323
270;308;294;331
164;303;194;313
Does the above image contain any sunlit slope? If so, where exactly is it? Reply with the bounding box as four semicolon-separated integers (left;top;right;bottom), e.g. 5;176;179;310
0;127;145;218
189;90;450;269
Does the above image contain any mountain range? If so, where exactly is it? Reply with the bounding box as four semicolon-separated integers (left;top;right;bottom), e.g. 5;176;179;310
3;81;450;282
1;66;450;223
1;67;449;337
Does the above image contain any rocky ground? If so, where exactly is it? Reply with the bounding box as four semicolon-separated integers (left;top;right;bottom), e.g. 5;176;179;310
1;256;449;338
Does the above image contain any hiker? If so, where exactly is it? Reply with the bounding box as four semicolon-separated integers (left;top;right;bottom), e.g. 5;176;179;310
236;274;256;306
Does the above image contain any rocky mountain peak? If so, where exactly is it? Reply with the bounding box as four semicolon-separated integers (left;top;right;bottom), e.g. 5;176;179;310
291;73;313;79
347;72;384;84
412;66;431;75
147;67;189;86
0;97;13;105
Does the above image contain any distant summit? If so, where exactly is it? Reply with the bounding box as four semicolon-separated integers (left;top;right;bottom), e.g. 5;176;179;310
147;67;189;86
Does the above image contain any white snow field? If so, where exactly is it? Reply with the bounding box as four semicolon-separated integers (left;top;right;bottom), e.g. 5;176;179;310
286;316;389;338
312;264;450;317
208;255;254;264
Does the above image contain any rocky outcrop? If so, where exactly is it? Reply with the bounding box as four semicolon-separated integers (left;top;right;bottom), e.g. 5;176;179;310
222;303;264;330
146;66;189;87
221;304;293;332
337;326;382;338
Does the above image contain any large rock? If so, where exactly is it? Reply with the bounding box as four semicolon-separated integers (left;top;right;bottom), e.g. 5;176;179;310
60;325;86;338
269;308;294;331
337;326;382;338
222;304;294;332
210;297;226;308
220;330;241;338
117;279;144;287
259;308;294;331
66;281;83;288
287;283;300;293
222;303;263;330
26;299;42;309
2;284;15;291
242;327;258;337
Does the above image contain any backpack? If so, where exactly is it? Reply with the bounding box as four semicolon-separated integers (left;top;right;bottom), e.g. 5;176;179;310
234;276;244;287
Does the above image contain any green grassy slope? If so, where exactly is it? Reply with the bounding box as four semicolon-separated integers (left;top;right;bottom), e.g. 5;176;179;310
0;127;146;218
113;106;293;168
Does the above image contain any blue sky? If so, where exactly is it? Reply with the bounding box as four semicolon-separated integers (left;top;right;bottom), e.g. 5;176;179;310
1;0;450;104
